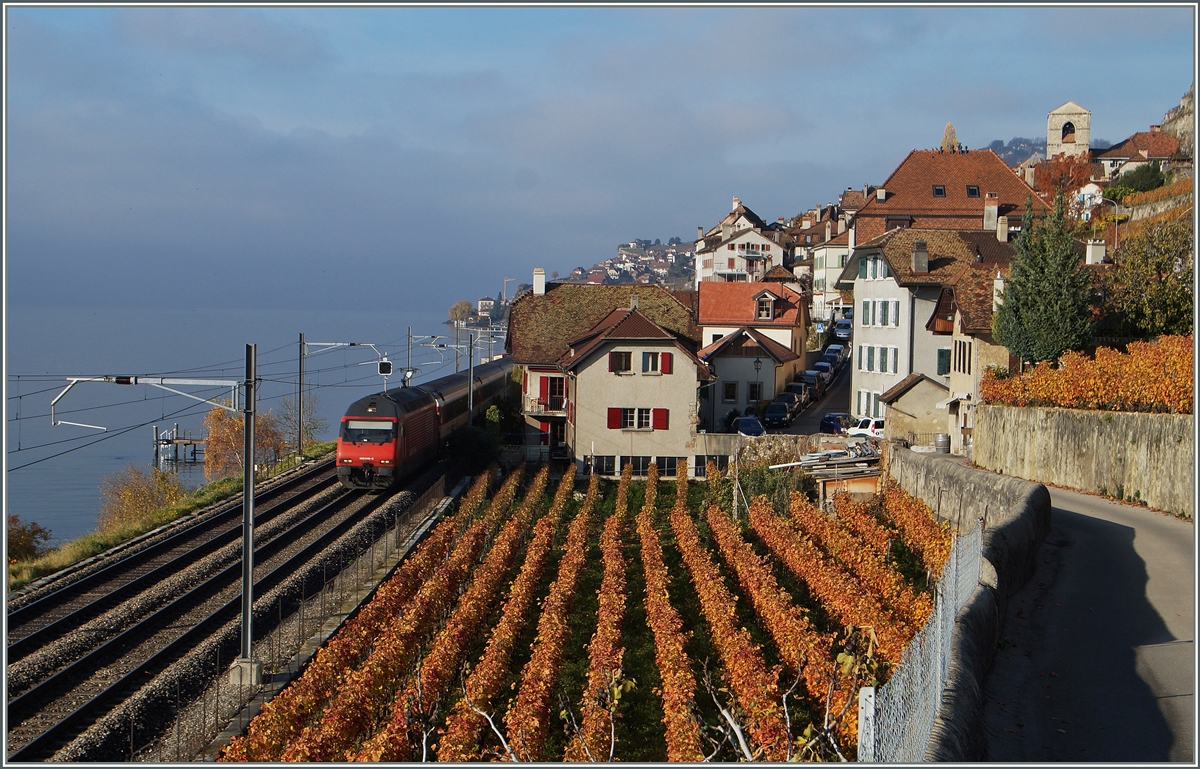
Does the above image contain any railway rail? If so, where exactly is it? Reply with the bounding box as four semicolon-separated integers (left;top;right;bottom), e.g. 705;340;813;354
5;462;454;762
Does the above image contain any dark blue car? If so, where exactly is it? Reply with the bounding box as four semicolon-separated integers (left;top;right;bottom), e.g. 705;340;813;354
819;412;855;434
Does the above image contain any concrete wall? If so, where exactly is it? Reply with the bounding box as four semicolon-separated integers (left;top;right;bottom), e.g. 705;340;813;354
973;404;1193;518
887;446;1051;761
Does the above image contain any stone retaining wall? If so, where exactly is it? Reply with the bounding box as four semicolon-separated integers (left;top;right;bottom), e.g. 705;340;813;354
973;404;1193;518
887;446;1051;761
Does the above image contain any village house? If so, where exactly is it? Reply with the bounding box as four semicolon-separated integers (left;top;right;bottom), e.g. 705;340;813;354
694;198;795;286
1094;127;1182;179
504;270;714;475
693;281;809;429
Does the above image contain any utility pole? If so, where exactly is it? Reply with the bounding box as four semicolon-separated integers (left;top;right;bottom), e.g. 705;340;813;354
297;333;305;457
49;345;264;687
455;325;461;372
468;333;475;421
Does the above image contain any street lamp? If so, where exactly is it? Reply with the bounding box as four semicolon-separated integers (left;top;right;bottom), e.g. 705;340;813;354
754;357;762;412
1101;197;1123;250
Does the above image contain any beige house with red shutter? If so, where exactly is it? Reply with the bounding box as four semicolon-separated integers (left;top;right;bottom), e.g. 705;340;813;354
505;272;725;475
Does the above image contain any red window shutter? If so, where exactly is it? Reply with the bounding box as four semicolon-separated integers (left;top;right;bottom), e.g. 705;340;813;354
652;408;669;430
522;369;528;392
607;408;621;429
539;421;549;445
608;352;616;372
661;352;673;374
539;375;549;405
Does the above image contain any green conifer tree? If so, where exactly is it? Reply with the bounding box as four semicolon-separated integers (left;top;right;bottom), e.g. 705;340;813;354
993;194;1094;364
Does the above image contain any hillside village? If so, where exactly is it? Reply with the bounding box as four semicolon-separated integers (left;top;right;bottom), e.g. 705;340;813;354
500;87;1194;477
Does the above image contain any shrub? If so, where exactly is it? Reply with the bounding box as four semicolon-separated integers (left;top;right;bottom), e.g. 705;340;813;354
98;465;187;534
7;514;53;564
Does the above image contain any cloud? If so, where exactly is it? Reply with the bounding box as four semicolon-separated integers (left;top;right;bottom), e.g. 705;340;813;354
114;7;329;68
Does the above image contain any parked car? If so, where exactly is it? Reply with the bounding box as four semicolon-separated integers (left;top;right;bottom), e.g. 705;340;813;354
847;417;885;438
818;353;841;374
783;382;813;408
813;361;835;385
773;391;803;418
825;344;847;366
733;416;766;437
819;412;855;434
763;402;793;428
842;307;854;321
796;371;826;399
834;319;853;341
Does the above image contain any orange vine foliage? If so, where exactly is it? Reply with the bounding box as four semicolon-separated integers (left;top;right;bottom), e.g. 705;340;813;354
221;467;502;761
829;493;894;559
356;467;566;761
637;463;704;761
788;493;931;632
671;502;789;761
980;335;1193;414
435;476;563;760
879;480;952;580
748;501;907;665
504;471;598;761
706;501;832;705
564;462;633;761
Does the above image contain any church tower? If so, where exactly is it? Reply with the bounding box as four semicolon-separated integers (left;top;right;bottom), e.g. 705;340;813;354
1046;101;1091;159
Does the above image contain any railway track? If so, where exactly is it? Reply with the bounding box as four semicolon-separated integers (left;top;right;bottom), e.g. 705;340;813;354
5;463;452;762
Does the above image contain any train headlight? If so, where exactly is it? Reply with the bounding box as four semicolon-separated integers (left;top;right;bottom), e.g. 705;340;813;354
380;459;392;464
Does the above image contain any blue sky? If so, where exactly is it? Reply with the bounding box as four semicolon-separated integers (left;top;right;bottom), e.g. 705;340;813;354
5;5;1195;315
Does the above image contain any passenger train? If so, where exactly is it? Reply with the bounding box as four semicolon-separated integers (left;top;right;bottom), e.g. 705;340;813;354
336;358;512;490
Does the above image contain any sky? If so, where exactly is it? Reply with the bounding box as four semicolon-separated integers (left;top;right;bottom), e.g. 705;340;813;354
5;4;1196;317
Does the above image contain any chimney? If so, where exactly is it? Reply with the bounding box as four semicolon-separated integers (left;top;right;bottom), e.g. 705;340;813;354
732;196;741;211
876;188;887;202
777;217;785;225
697;225;704;240
630;292;639;310
825;221;832;242
1150;125;1160;133
801;217;811;229
993;271;1005;313
983;192;999;231
996;215;1009;243
911;240;929;274
533;267;545;296
722;223;732;239
838;213;847;234
1086;239;1107;265
863;184;869;196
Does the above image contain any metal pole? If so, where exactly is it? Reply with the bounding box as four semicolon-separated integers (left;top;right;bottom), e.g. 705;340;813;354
238;343;259;677
298;333;305;456
407;326;412;383
455;325;460;372
153;425;159;467
468;333;475;423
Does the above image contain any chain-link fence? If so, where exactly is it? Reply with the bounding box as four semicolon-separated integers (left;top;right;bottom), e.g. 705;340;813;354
857;521;982;762
116;474;455;763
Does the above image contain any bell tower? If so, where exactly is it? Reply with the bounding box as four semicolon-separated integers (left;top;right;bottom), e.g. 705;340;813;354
1047;101;1091;159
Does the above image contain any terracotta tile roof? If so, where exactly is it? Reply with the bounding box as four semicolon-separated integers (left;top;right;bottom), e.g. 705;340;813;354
506;283;697;365
880;372;947;404
698;281;806;326
943;262;1010;334
1095;131;1180;161
696;327;800;365
839;189;867;210
763;265;797;281
856;149;1047;220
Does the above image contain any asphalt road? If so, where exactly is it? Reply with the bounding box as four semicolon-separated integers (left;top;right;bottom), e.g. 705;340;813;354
982;484;1194;762
775;357;852;435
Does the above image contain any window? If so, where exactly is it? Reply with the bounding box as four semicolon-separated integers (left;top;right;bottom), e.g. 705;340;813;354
694;455;730;477
839;254;848;268
637;408;652;429
593;455;616;475
757;298;773;320
858;345;864;371
858;257;867;279
967;185;980;198
857;390;866;416
815;255;825;270
879;301;889;327
723;381;738;402
643;351;659;373
937;348;951;376
932;185;946;197
728;244;735;250
608;351;632;373
748;382;763;403
622;408;637;428
728;258;736;269
890;300;900;326
890;346;899;374
872;392;882;418
870;257;878;279
867;346;875;371
656;456;680;477
879;346;888;373
861;300;869;322
621;456;652;476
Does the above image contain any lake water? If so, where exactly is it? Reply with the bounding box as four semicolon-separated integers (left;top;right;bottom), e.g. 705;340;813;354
5;305;500;543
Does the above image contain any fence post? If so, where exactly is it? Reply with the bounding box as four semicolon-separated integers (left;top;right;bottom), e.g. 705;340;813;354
857;686;876;762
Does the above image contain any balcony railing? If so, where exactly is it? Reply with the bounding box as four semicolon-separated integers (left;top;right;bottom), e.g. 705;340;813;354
524;395;567;416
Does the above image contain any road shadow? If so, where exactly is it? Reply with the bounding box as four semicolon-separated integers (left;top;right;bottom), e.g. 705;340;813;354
982;505;1179;761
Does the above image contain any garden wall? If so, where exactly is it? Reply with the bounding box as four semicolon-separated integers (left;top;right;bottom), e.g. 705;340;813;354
972;404;1193;518
886;446;1051;761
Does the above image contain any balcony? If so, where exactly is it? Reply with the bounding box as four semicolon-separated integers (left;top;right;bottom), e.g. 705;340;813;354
524;395;567;417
